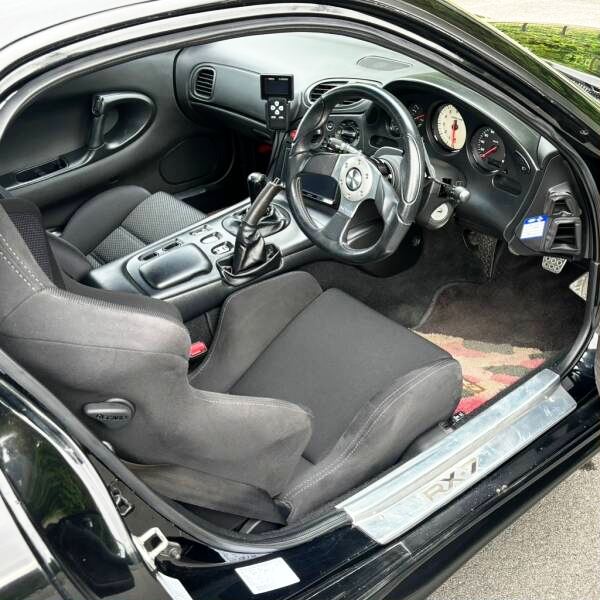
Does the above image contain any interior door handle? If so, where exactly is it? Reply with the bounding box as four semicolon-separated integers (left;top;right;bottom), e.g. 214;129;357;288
88;91;155;152
0;91;155;190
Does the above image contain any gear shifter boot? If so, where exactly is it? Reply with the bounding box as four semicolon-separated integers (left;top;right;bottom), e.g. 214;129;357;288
222;204;290;238
230;178;283;276
231;222;268;274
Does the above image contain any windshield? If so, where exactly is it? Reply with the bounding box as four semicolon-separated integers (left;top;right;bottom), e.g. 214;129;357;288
453;0;600;78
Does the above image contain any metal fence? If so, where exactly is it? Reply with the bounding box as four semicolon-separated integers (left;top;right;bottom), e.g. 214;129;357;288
491;22;600;77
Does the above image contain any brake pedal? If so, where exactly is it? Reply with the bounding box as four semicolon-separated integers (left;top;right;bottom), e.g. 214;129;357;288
542;256;567;274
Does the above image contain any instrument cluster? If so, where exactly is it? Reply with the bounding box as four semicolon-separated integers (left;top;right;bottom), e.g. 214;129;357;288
384;99;508;175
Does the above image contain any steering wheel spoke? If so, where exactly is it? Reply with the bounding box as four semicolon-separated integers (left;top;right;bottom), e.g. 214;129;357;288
321;208;354;244
301;151;344;179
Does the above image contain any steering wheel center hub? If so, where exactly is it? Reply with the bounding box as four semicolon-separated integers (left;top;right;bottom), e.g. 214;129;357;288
340;156;373;202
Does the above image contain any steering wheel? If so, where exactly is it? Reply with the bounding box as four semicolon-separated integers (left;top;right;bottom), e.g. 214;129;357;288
286;83;427;264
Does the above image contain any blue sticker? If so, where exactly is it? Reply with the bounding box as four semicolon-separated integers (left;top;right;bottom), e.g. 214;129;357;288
520;215;548;240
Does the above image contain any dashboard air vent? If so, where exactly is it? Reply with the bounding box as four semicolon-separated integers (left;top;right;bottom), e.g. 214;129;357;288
551;197;571;216
193;67;216;100
308;80;361;107
545;184;580;218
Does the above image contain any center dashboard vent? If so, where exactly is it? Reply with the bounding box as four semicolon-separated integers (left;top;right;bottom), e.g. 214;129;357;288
307;80;362;107
192;66;216;100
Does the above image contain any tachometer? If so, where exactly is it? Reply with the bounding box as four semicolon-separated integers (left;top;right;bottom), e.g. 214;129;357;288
433;104;466;151
471;126;506;172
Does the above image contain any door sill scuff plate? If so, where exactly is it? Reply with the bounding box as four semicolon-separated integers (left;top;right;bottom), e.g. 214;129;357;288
336;369;576;544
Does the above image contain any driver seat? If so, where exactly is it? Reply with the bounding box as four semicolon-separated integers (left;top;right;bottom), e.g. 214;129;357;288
0;200;462;522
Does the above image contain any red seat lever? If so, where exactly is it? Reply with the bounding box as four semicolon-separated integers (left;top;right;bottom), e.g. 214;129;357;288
189;341;208;358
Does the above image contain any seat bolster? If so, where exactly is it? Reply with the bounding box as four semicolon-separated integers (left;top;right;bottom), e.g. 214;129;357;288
190;271;323;392
62;185;150;254
278;358;462;520
186;388;313;496
48;234;92;282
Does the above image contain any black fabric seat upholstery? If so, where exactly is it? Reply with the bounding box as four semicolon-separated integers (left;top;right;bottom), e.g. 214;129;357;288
0;200;462;523
59;185;205;270
190;273;462;518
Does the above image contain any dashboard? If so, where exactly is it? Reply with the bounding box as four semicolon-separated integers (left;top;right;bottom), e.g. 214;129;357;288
335;81;539;235
174;32;583;254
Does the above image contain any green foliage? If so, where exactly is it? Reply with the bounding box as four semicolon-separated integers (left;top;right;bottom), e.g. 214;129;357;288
493;22;599;77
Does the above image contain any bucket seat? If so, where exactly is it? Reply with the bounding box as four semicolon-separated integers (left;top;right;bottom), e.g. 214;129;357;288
0;200;462;523
49;185;205;279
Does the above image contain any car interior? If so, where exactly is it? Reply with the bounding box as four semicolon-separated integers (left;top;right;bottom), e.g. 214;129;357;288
0;31;589;535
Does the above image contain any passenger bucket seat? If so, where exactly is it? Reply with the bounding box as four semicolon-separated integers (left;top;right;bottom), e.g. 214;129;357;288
49;185;205;280
0;199;462;523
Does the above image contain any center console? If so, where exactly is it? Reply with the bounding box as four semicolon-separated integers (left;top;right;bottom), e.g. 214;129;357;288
84;194;328;320
83;73;383;320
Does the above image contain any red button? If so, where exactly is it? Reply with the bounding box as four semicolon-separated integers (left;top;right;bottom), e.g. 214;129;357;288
189;341;208;358
290;129;298;141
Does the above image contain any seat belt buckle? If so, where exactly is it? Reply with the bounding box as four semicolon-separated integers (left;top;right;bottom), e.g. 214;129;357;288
190;341;208;359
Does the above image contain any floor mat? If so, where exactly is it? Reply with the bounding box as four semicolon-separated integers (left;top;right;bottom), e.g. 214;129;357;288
418;332;551;415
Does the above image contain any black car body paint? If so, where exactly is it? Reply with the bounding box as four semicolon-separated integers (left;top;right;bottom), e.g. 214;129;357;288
0;2;598;599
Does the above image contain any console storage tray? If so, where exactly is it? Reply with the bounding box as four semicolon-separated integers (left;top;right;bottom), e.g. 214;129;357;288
139;244;212;289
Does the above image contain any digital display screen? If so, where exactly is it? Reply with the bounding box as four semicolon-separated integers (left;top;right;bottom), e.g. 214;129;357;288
300;173;339;206
261;75;294;100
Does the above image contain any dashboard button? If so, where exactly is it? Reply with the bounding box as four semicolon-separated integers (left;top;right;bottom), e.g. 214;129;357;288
199;232;222;244
190;224;211;235
211;241;233;256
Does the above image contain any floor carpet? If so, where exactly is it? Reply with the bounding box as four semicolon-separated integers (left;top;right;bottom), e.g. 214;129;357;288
417;247;586;351
417;332;551;415
303;223;485;328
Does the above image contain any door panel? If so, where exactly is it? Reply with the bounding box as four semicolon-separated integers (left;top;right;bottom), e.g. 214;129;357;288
0;51;235;228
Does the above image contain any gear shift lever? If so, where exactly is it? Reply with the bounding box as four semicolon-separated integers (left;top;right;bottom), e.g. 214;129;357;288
247;172;268;205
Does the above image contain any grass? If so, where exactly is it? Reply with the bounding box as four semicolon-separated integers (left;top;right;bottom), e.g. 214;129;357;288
492;22;600;77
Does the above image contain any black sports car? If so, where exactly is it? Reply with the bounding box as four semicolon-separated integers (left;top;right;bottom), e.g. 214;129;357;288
0;2;599;599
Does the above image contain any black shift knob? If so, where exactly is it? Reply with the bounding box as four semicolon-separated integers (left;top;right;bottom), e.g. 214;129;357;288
247;172;268;204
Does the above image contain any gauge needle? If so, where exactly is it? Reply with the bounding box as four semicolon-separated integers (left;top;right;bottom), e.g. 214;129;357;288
480;145;498;159
415;114;425;122
451;119;458;147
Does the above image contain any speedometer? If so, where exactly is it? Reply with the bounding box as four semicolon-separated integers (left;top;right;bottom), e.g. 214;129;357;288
471;126;506;172
433;103;466;151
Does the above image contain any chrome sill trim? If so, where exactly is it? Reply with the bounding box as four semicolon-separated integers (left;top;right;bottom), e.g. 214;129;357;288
336;369;576;544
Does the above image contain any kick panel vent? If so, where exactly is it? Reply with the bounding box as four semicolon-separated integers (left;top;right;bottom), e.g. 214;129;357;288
553;222;577;245
308;79;361;107
546;217;582;255
192;66;216;100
